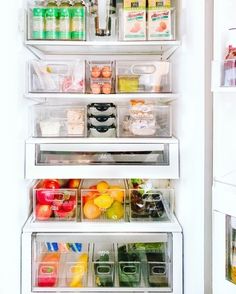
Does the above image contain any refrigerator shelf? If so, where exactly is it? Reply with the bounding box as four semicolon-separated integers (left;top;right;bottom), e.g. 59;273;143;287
23;213;182;234
24;93;179;103
25;40;181;60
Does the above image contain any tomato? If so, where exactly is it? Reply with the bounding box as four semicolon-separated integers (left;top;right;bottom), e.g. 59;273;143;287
36;190;55;205
36;204;53;220
54;209;74;219
42;179;60;189
62;200;75;212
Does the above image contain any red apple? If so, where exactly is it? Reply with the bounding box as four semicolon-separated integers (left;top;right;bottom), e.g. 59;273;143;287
62;200;75;212
42;179;60;189
36;204;52;220
54;209;74;219
68;179;81;189
36;190;55;205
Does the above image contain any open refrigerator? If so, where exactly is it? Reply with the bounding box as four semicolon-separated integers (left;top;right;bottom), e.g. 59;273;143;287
19;0;215;293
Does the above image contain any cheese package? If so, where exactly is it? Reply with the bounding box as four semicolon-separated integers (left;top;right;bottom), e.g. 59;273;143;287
147;9;172;40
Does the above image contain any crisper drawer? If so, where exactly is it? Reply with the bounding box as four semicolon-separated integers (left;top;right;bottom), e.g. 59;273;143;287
22;232;183;293
25;138;179;179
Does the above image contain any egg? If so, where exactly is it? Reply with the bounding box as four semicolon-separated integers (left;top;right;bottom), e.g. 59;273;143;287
91;83;101;94
101;66;112;78
102;83;112;94
91;66;101;78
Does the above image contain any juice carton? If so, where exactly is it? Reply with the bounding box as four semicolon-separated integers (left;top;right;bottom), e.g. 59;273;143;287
121;0;146;41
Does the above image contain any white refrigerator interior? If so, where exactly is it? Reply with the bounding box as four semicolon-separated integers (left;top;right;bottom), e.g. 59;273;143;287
213;0;236;293
0;1;212;294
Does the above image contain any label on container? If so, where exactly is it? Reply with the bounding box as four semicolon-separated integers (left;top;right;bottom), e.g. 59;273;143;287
124;0;146;9
123;9;146;40
147;9;172;40
148;0;171;8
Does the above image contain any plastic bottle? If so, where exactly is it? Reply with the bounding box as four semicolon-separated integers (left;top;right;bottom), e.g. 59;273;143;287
45;0;59;39
58;0;72;39
71;0;86;40
32;1;45;39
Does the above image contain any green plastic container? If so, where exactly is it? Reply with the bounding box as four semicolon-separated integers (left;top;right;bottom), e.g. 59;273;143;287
45;1;59;39
58;0;71;40
71;2;86;40
32;7;45;39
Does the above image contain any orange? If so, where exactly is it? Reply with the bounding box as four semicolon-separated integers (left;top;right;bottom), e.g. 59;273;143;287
96;181;109;193
42;253;60;262
83;200;101;219
109;186;124;203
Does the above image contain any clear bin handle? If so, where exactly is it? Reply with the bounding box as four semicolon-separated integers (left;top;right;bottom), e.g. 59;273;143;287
131;64;157;75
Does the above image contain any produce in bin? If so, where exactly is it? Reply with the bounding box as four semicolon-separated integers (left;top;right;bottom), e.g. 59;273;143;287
118;244;141;287
81;180;125;221
129;179;167;220
34;179;80;221
67;253;88;287
37;252;60;287
94;252;114;287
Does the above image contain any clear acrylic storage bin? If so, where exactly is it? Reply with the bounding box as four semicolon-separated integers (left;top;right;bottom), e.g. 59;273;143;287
64;252;89;288
27;1;86;41
117;243;142;287
28;60;85;93
92;243;115;287
86;61;115;94
80;179;126;222
33;179;80;221
31;104;86;137
127;179;174;221
116;61;171;93
33;237;89;288
87;1;118;41
125;241;172;288
118;104;172;137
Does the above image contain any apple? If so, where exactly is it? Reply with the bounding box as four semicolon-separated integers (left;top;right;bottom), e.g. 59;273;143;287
36;204;52;220
68;179;81;189
62;200;75;212
54;209;74;219
36;190;55;205
42;179;60;189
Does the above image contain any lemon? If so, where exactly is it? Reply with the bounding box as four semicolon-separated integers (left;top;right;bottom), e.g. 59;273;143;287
94;194;113;209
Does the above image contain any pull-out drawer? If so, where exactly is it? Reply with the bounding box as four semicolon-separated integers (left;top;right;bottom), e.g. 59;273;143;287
25;138;179;179
21;232;182;293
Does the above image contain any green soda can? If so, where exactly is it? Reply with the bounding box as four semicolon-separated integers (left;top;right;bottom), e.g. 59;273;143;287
45;0;59;39
58;0;71;40
71;0;86;40
32;7;45;39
